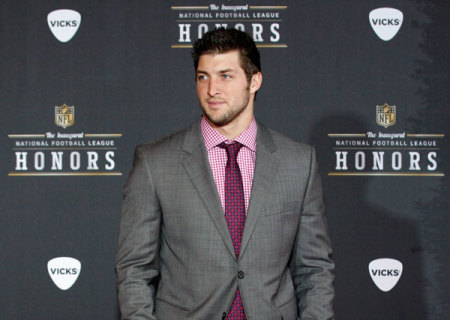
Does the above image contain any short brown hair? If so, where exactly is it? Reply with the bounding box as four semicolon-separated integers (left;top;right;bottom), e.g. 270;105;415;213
192;28;261;81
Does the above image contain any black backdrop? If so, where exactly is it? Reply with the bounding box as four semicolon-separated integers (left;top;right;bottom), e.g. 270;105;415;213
1;1;448;319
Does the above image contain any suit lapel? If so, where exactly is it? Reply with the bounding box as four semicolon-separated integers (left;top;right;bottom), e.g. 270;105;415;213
181;120;237;260
240;123;279;258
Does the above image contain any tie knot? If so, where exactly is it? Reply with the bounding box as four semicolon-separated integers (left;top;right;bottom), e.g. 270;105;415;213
218;142;243;160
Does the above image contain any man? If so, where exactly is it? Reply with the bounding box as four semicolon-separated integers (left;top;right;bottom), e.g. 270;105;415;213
116;28;334;320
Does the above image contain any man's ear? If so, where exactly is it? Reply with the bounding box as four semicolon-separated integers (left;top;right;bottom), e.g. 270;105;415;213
250;72;262;94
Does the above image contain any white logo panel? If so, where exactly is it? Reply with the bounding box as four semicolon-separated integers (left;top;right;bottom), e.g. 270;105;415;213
47;257;81;290
369;8;403;41
47;9;81;43
369;258;403;292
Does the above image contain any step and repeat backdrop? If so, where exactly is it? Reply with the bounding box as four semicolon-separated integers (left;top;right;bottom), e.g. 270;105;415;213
1;1;448;319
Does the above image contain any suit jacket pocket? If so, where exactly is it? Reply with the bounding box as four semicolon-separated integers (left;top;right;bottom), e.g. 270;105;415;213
264;201;299;216
156;298;190;319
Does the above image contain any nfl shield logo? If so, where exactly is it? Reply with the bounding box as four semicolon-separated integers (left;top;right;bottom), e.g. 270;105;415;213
55;104;75;128
376;103;396;128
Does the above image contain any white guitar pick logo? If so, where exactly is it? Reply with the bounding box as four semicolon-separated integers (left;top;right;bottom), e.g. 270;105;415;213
369;258;403;292
369;8;403;41
47;257;81;290
47;9;81;43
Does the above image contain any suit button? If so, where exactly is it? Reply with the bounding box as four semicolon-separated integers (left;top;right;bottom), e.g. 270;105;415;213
238;271;244;279
222;312;227;319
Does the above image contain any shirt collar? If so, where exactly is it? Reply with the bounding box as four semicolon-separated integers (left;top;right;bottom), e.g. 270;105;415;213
200;116;257;152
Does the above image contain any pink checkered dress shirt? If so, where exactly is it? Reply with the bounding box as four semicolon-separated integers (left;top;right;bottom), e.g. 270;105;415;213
200;116;257;213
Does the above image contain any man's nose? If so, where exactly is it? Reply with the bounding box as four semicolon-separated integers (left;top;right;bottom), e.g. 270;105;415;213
207;78;220;96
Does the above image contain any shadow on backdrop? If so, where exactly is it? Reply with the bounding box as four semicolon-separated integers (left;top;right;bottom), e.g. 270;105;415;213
409;2;450;318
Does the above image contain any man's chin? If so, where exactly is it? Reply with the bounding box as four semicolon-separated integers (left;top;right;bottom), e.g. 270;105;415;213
204;113;231;127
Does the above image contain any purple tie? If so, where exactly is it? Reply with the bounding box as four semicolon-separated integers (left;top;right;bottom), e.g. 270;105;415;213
219;142;246;320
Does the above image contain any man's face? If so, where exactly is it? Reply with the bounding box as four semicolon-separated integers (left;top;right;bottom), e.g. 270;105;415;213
196;50;260;129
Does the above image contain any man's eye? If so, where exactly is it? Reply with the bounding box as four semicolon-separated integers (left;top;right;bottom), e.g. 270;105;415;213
197;75;207;81
222;74;231;79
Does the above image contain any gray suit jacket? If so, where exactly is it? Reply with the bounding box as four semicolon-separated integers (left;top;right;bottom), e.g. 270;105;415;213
116;119;334;320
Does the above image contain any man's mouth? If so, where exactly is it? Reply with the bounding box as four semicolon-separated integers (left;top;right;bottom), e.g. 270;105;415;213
207;100;225;108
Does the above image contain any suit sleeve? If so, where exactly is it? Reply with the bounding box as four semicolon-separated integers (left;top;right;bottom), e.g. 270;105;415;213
116;145;161;320
290;147;335;320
